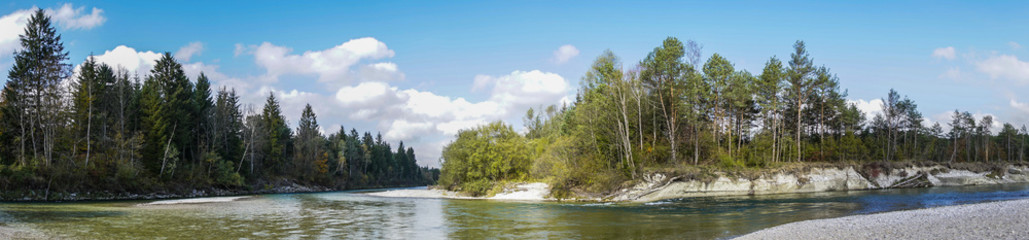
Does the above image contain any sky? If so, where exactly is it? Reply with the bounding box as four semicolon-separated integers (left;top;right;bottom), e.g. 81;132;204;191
1;1;1029;168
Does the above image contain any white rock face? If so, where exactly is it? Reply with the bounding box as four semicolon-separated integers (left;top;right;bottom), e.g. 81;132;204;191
616;165;1029;202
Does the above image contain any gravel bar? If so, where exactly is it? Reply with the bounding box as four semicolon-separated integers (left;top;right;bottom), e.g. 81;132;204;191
737;199;1029;240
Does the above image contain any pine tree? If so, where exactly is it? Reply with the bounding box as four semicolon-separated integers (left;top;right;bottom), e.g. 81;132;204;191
786;41;815;162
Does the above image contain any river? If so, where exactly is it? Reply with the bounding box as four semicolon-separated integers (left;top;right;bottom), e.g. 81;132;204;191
2;183;1028;239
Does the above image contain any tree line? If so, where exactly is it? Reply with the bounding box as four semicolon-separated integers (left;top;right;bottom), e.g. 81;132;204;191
439;37;1029;196
0;10;436;198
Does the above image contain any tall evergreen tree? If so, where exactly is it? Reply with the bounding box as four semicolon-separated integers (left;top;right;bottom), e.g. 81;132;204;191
262;92;292;175
786;41;815;162
5;9;72;167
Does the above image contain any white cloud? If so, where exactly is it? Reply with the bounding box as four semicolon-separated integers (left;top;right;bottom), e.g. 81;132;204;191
182;61;250;90
932;46;956;60
552;44;580;64
939;67;962;80
324;70;570;167
487;70;570;110
91;45;248;92
234;43;247;57
0;5;105;60
174;42;204;62
929;111;1004;132
1011;99;1029;114
334;81;401;116
44;4;105;30
386;120;434;140
359;62;405;82
1010;41;1023;50
249;37;395;83
848;99;884;117
975;54;1029;84
0;9;32;59
471;74;493;92
94;45;163;75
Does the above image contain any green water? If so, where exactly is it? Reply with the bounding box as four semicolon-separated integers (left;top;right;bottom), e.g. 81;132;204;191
2;183;1029;239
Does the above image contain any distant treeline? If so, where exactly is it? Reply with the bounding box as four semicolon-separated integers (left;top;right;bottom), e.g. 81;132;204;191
0;10;437;198
438;37;1028;196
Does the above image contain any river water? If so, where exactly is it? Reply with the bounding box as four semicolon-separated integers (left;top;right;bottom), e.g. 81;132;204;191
2;183;1029;239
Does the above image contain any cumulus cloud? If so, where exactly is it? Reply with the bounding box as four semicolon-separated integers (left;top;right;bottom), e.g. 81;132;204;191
359;62;405;82
552;44;580;64
1011;99;1029;114
323;70;571;166
975;54;1029;84
44;4;105;30
0;9;32;59
932;46;956;60
182;61;251;90
929;111;1005;132
848;99;884;117
174;42;204;62
89;45;248;92
332;81;502;135
94;45;163;75
248;37;395;83
471;74;493;92
1;4;104;62
487;70;570;109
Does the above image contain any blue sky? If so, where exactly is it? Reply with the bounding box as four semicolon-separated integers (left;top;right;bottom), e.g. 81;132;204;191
2;1;1028;167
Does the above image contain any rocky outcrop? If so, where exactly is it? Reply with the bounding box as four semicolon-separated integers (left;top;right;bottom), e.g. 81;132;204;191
611;164;1029;202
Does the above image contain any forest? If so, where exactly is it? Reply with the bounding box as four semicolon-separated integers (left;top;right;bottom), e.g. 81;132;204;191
0;10;437;200
438;37;1029;196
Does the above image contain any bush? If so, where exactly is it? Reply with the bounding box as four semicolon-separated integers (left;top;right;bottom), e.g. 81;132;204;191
205;152;243;187
438;121;531;196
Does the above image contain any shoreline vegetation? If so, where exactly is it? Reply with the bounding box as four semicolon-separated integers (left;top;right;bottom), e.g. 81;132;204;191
371;161;1029;202
434;36;1029;200
736;198;1029;239
0;10;439;202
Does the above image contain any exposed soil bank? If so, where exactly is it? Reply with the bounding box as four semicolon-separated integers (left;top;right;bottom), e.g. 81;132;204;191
736;198;1029;240
607;163;1029;202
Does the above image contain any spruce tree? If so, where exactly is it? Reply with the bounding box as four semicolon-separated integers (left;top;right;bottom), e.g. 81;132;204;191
262;92;291;175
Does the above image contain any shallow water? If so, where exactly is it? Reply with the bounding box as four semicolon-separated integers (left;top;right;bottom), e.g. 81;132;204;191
2;183;1029;239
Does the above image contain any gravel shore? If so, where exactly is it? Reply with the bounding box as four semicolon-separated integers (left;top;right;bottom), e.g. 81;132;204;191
0;225;48;239
737;199;1029;240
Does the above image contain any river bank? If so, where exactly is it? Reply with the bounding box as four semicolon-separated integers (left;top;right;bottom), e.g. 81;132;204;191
366;182;553;201
606;162;1029;202
0;178;428;202
371;162;1029;203
736;198;1029;239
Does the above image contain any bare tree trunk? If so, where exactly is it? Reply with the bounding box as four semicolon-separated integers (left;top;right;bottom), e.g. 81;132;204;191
160;124;177;176
85;83;93;168
796;100;803;162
